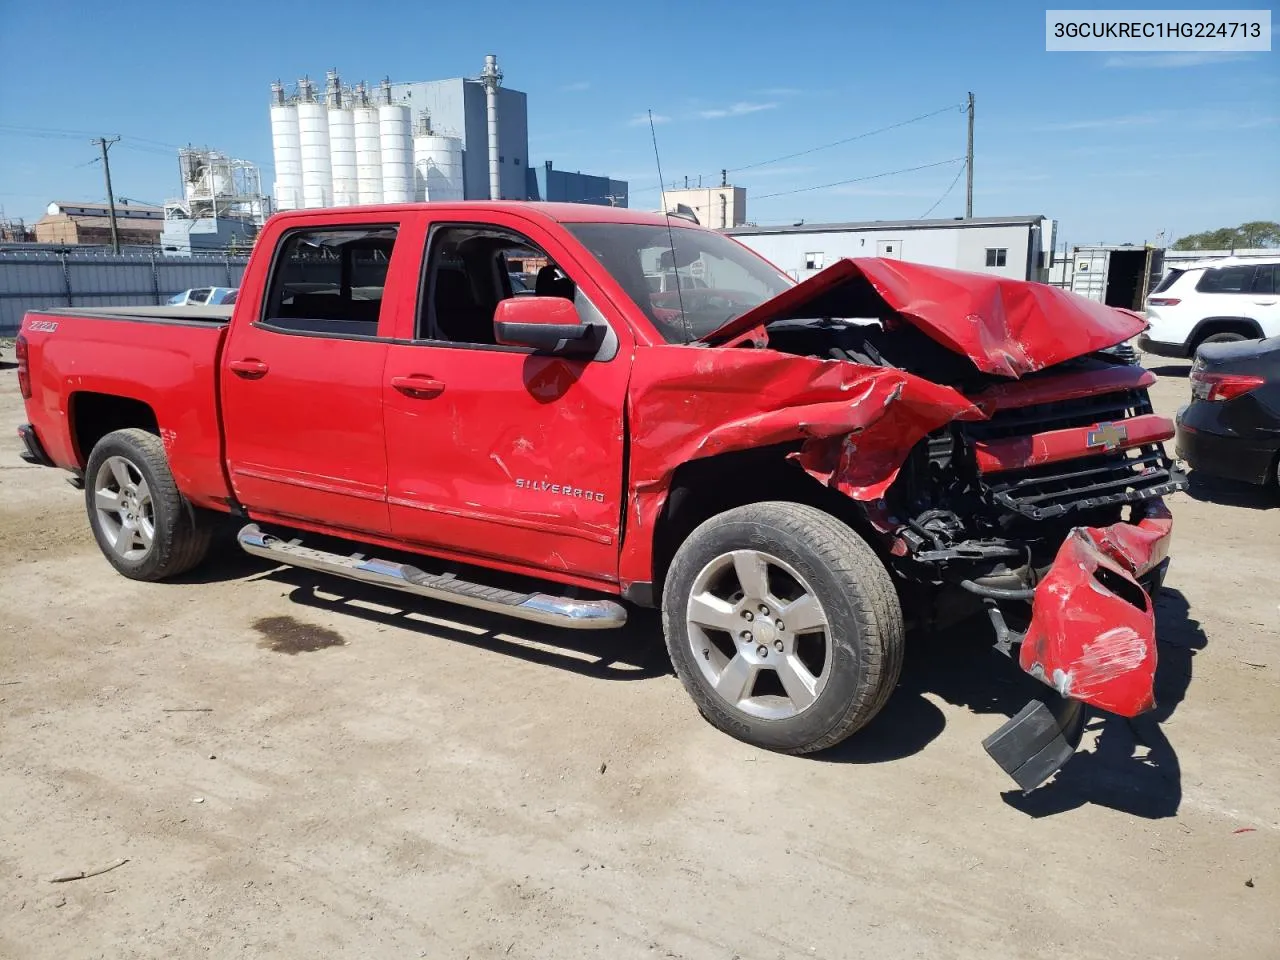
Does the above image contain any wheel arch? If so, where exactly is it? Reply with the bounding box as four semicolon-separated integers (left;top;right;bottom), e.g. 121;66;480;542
1188;317;1265;353
648;445;883;607
70;392;160;467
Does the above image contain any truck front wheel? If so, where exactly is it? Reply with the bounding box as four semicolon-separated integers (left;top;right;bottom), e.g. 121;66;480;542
662;501;904;754
85;428;213;581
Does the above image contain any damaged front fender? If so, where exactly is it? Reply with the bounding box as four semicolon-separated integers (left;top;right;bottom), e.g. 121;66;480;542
1019;501;1173;718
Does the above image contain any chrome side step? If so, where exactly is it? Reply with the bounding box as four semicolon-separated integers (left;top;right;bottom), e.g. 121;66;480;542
237;524;627;630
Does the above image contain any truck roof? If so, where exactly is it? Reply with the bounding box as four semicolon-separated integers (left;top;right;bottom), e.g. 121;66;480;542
269;202;678;228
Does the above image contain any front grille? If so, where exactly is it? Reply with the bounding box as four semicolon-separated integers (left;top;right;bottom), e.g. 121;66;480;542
960;388;1186;520
963;389;1146;442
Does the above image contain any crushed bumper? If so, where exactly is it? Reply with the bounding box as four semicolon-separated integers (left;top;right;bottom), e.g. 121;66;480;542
983;500;1174;791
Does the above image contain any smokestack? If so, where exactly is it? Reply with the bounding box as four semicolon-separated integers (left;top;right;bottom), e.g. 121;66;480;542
479;54;503;200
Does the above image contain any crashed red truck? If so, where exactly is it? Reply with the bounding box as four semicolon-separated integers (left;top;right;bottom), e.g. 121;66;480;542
15;203;1187;791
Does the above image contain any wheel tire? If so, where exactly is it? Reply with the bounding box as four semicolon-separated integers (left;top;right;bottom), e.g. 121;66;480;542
1196;331;1248;350
661;501;904;754
84;428;213;581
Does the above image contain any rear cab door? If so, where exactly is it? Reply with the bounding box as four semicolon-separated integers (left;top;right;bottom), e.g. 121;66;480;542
221;212;413;536
379;208;635;586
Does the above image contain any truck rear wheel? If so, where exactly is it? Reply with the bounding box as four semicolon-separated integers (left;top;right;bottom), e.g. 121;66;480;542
661;501;904;754
85;428;213;581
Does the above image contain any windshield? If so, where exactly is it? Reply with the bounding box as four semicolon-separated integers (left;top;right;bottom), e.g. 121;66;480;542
565;222;793;343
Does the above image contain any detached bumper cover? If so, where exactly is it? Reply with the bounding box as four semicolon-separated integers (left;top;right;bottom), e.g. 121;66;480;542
983;500;1173;792
1019;500;1173;718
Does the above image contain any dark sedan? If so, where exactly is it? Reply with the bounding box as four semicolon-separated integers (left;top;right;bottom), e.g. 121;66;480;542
1176;336;1280;491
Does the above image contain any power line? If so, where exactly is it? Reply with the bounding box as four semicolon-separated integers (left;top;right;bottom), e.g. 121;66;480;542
753;157;966;201
656;101;965;190
728;102;965;177
918;161;967;219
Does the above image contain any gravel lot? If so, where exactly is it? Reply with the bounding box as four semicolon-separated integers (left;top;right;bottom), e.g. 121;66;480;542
1;349;1277;959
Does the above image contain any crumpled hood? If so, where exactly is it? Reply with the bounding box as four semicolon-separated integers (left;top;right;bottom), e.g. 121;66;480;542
701;257;1146;378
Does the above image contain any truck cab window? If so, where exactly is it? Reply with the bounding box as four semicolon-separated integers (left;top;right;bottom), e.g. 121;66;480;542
419;225;575;344
263;226;398;337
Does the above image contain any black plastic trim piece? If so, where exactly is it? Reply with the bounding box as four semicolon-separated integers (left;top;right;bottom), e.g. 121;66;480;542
983;696;1086;793
622;581;655;608
32;309;230;330
17;424;55;467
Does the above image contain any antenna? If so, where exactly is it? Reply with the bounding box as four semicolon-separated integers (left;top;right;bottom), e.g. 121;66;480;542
648;109;689;341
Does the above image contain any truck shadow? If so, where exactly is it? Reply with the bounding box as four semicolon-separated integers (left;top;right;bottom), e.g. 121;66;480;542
820;588;1205;820
219;556;673;682
1004;587;1204;819
183;541;1204;816
1185;472;1277;510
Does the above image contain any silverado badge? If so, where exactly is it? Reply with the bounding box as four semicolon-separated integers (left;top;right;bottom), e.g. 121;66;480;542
1087;421;1128;452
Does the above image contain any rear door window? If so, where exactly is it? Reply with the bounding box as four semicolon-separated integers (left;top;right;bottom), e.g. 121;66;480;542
263;226;398;336
1195;265;1255;294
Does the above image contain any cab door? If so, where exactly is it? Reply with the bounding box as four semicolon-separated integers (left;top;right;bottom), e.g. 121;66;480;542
221;218;412;536
380;212;633;585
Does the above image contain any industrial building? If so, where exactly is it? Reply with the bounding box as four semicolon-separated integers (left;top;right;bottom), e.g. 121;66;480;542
725;215;1054;282
661;184;748;229
160;147;268;255
527;161;627;206
269;57;627;210
390;58;527;203
34;201;164;247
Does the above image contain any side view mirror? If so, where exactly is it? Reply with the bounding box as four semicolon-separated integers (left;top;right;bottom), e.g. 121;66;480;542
493;296;604;358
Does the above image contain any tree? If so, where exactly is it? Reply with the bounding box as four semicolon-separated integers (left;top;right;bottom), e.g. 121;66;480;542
1172;220;1280;250
1238;221;1280;247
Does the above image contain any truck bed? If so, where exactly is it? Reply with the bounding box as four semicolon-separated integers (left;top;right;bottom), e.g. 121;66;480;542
19;308;234;510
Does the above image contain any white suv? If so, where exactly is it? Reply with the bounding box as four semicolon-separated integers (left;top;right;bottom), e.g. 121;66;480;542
1140;257;1280;358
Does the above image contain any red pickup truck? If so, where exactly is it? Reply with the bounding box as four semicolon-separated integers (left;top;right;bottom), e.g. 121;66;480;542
16;202;1185;790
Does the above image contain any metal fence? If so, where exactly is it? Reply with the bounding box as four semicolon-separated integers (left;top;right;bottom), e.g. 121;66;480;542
0;249;251;335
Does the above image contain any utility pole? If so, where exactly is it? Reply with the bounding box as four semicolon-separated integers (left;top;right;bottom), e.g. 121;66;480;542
91;136;122;253
720;168;727;188
965;92;974;219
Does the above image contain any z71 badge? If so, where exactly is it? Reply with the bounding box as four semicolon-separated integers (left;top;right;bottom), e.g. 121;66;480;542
515;478;606;503
27;320;59;333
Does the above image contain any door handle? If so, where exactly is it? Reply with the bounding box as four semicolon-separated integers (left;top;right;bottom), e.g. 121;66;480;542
391;375;446;398
228;358;269;379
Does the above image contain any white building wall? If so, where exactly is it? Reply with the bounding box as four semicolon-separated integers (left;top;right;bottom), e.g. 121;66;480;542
662;187;747;228
730;222;1038;281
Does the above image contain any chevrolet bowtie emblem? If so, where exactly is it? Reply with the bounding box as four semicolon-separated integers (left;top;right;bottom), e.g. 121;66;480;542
1087;421;1128;452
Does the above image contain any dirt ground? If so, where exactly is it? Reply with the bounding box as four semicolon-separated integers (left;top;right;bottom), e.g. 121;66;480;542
1;348;1277;960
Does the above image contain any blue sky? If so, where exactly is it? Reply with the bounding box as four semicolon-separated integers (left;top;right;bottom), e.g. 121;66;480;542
0;0;1276;246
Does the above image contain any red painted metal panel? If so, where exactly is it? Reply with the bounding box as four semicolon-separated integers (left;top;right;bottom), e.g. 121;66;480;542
971;365;1156;413
702;257;1146;377
218;209;414;535
1020;501;1173;717
381;208;634;581
973;412;1174;473
19;310;233;510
